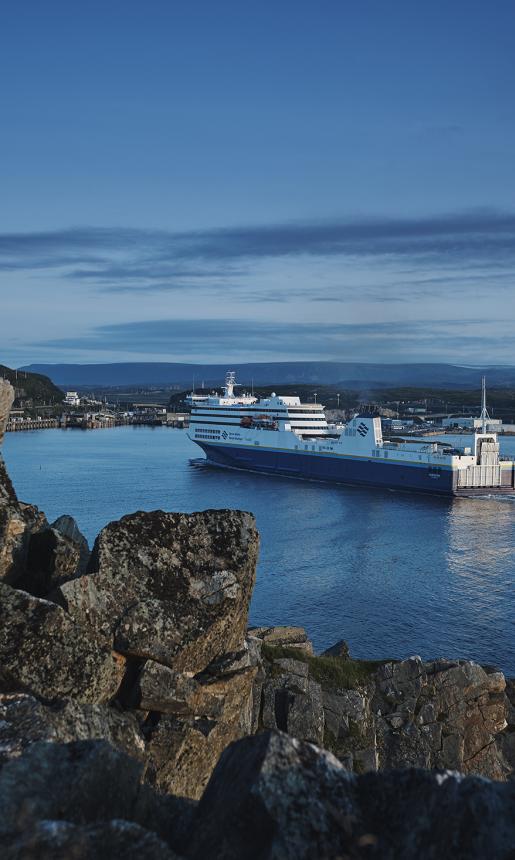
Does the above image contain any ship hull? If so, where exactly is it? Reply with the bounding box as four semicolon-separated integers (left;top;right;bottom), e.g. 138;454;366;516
195;442;514;496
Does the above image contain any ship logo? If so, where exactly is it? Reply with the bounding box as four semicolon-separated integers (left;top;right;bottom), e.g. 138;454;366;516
357;422;369;437
221;430;228;439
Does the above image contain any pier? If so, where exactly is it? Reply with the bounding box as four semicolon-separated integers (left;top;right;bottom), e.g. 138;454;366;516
6;416;59;432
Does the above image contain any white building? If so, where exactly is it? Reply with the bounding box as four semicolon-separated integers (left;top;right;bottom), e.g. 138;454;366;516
64;391;81;407
442;416;502;430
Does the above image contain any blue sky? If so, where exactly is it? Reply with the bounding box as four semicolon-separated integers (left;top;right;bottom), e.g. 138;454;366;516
1;1;514;366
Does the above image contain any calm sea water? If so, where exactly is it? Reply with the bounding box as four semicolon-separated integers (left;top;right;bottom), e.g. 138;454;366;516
3;426;515;674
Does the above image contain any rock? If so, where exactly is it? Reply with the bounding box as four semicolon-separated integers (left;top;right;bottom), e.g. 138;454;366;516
0;379;14;446
1;383;49;585
188;730;351;860
0;694;145;765
15;526;85;597
3;820;180;860
373;658;509;779
135;662;211;715
188;730;515;860
143;661;257;799
496;677;515;773
260;664;325;746
0;739;189;857
249;625;314;654
51;514;90;572
322;687;377;772
60;509;259;672
322;638;350;659
0;740;144;838
15;515;90;598
0;583;125;703
0;482;47;587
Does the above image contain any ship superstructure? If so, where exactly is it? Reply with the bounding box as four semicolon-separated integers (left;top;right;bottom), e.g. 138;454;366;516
186;372;515;496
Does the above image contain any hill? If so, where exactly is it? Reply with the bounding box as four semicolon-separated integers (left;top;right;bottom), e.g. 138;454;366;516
19;361;515;390
0;365;64;406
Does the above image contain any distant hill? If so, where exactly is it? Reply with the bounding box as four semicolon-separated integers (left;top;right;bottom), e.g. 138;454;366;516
20;361;515;390
0;365;64;405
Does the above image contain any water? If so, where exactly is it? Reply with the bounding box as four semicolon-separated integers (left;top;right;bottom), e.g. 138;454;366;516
3;427;515;674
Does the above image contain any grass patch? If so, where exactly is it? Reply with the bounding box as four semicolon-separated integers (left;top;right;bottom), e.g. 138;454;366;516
261;644;389;691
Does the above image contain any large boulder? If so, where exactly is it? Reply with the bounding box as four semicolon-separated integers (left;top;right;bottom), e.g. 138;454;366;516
0;739;188;857
188;730;515;860
0;583;125;703
59;509;259;672
0;740;144;838
3;820;180;860
0;693;145;765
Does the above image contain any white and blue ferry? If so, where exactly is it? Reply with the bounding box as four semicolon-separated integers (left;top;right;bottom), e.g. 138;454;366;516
187;373;515;496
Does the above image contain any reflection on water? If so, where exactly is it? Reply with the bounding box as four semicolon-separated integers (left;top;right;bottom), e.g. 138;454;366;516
3;427;515;673
447;496;515;575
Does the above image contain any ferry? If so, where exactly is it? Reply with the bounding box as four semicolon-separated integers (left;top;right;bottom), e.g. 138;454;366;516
186;373;515;496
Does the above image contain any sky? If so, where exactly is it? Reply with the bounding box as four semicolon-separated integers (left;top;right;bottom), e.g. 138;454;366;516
1;0;514;367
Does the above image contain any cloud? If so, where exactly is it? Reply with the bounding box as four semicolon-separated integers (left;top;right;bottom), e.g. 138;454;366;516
36;316;515;363
1;209;514;297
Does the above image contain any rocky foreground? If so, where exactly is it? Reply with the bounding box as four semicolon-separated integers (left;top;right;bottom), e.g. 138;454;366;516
1;378;515;859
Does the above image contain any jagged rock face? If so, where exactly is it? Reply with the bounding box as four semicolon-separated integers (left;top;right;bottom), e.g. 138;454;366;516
60;509;259;673
0;379;14;446
188;730;515;860
494;677;515;774
0;466;48;586
0;382;49;585
373;657;508;778
0;583;126;703
257;640;511;780
45;509;260;797
139;646;258;798
260;658;325;746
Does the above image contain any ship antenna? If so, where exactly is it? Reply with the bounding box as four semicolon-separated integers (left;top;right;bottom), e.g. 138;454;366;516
480;375;490;433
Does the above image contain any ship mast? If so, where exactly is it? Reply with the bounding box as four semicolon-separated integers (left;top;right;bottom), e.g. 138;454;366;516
480;375;490;434
225;371;236;399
